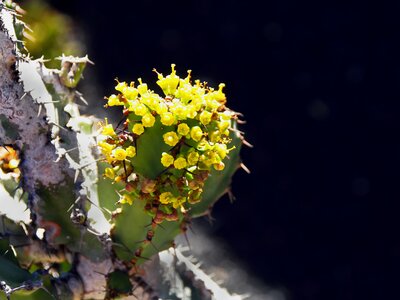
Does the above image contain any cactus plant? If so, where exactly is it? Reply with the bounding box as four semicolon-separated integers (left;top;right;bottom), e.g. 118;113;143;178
0;2;249;299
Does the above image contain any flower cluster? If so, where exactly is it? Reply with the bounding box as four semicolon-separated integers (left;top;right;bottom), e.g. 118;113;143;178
0;146;20;179
98;65;237;218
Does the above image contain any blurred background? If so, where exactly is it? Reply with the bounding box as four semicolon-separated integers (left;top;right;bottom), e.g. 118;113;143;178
17;0;399;299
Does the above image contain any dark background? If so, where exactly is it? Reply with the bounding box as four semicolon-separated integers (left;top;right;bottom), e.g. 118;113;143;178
31;1;400;299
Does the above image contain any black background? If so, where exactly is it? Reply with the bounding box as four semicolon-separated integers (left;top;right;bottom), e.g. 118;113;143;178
28;1;400;299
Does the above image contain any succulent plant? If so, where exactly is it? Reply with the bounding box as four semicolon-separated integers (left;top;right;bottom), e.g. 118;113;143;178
0;2;249;299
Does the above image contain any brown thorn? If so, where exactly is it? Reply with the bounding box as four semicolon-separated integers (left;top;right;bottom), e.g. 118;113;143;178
242;138;254;148
240;162;251;174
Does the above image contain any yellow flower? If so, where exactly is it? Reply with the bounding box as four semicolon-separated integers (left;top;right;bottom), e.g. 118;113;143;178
199;110;212;125
98;141;115;154
187;151;199;165
160;112;175;126
163;131;180;146
161;152;174;167
177;123;190;136
171;196;186;209
132;123;145;135
218;120;230;132
112;148;127;161
159;191;174;205
213;161;225;171
174;157;187;169
107;94;123;106
142;113;155;127
115;81;127;92
122;86;139;100
170;102;187;120
155;64;180;96
137;78;148;95
190;126;203;142
104;167;115;179
120;193;133;205
102;123;116;136
133;103;148;116
214;143;228;159
126;146;136;157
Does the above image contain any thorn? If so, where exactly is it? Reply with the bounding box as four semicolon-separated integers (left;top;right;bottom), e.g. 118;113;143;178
227;189;236;203
74;169;80;183
40;101;61;104
20;92;27;100
75;91;88;105
67;197;81;212
37;104;42;117
48;121;69;132
242;138;254;148
78;159;102;170
240;162;251;174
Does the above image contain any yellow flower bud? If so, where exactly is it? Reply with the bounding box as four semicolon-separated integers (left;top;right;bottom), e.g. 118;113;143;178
160;112;175;126
159;191;174;204
134;103;148;116
142;113;155;127
126;146;136;157
115;81;127;92
107;94;123;106
104;167;115;179
101;124;116;136
132;123;145;135
174;157;187;169
112;148;127;161
161;152;174;167
187;151;199;165
137;78;148;95
177;123;190;136
120;193;133;205
122;86;139;100
190;126;203;142
163;131;180;146
213;161;225;171
199;110;212;125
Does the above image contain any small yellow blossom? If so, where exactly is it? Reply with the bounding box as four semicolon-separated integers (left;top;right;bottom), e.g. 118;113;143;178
98;141;115;154
190;126;203;142
115;81;127;92
107;94;123;106
213;161;225;171
101;124;116;136
172;196;186;209
174;157;187;169
187;151;199;165
132;123;145;135
126;146;136;157
160;112;175;126
137;78;148;95
120;193;133;205
163;131;180;146
177;123;190;136
159;192;174;204
218;120;230;132
161;152;174;167
199;110;212;125
155;64;180;96
142;113;155;127
134;103;148;116
104;167;115;179
112;148;127;161
214;143;228;159
122;86;139;100
170;102;187;120
8;158;19;169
